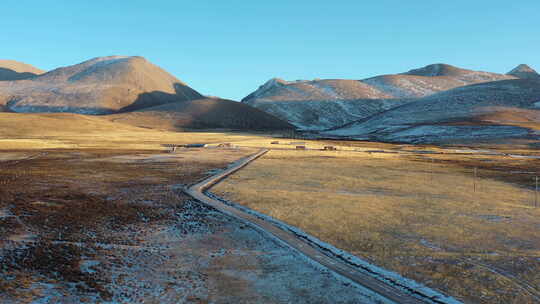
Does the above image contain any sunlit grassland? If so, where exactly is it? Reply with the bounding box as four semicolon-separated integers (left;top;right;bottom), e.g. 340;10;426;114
214;148;540;304
0;113;279;150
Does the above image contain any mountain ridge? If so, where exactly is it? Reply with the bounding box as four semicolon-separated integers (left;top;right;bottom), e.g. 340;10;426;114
323;78;540;143
507;64;540;80
0;56;204;114
242;63;516;130
0;59;44;81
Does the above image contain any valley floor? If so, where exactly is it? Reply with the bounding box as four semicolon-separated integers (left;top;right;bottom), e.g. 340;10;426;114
0;148;378;303
1;116;539;303
213;142;540;304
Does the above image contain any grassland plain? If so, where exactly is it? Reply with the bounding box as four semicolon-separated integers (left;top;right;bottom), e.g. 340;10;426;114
214;146;540;304
0;114;387;303
0;113;284;151
0;146;383;303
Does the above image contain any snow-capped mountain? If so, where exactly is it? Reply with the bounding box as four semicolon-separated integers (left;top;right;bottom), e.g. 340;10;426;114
243;64;515;130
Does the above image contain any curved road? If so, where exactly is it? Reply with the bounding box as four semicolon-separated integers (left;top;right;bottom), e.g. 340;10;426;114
184;149;452;304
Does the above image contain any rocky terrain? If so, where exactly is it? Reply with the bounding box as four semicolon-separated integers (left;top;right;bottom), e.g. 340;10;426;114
243;64;515;130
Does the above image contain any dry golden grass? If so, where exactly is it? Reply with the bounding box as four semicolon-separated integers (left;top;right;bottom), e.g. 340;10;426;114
214;148;540;304
0;113;278;150
3;111;540;302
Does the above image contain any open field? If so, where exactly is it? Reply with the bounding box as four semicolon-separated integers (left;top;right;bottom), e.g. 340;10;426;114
0;143;378;302
0;113;285;150
3;112;540;302
214;146;540;304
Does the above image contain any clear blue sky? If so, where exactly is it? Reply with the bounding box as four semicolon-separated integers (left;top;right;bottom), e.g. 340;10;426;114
1;0;539;100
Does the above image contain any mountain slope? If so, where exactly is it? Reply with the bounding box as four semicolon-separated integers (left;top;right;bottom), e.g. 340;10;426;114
361;64;513;99
0;56;203;114
324;79;540;143
507;64;540;80
0;60;44;81
108;97;294;131
242;78;406;130
243;64;515;130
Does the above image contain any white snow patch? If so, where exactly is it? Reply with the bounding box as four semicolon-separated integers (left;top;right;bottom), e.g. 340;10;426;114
80;260;101;274
0;208;11;218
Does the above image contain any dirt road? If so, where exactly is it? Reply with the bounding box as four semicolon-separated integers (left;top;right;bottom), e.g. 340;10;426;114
184;149;457;304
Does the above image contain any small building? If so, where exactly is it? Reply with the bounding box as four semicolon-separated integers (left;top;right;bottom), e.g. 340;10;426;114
184;144;207;148
323;146;337;151
163;144;179;153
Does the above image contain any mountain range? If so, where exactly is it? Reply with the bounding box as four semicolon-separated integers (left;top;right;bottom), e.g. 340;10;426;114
1;56;538;143
323;78;540;144
241;64;515;130
0;56;293;130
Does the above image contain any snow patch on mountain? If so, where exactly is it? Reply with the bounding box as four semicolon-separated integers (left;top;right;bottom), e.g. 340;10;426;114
323;79;540;143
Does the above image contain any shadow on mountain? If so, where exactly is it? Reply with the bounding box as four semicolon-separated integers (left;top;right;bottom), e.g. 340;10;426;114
0;68;40;81
111;95;295;131
118;83;203;113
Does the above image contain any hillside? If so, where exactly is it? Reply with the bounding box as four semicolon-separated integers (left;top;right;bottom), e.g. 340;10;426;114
0;59;44;81
108;97;294;130
324;78;540;144
507;64;540;80
0;56;203;114
243;64;514;130
242;78;406;130
361;63;513;98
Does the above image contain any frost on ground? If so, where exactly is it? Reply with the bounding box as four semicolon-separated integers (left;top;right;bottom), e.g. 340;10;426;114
0;150;381;304
1;199;382;304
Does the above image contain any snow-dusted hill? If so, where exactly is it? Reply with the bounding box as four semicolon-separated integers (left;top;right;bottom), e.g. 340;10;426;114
0;56;204;114
243;64;515;130
324;78;540;143
242;78;408;130
362;64;514;98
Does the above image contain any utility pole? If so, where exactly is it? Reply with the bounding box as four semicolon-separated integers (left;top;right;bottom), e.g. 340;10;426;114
473;167;477;193
535;176;538;208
